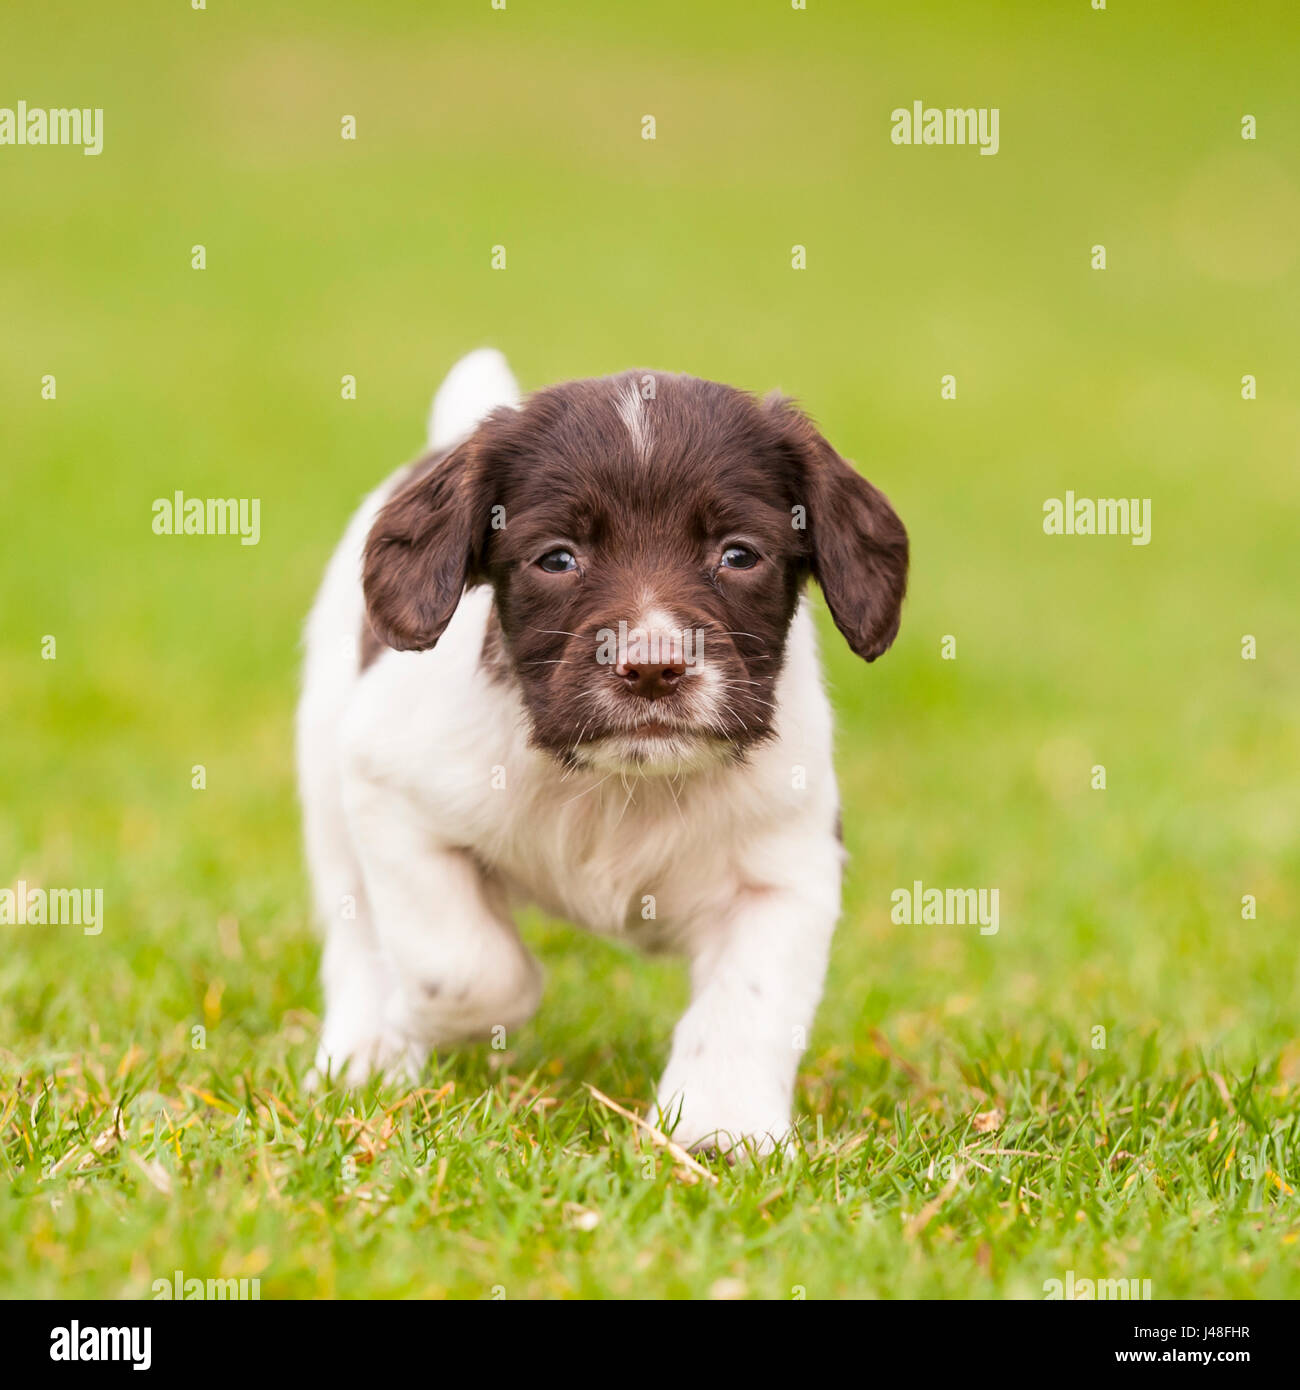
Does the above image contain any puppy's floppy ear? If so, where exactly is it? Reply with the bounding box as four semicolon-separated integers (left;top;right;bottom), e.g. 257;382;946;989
766;393;909;662
362;419;503;652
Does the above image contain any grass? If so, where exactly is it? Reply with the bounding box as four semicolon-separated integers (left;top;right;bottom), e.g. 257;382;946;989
3;1029;1298;1298
2;0;1299;1298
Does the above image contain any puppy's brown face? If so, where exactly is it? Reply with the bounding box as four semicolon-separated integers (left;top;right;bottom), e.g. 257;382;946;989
363;372;908;773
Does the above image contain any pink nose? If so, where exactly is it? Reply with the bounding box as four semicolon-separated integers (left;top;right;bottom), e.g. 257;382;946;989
614;656;687;701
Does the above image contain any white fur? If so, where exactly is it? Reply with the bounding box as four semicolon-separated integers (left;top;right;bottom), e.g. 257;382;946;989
616;380;653;464
427;346;520;450
296;350;845;1154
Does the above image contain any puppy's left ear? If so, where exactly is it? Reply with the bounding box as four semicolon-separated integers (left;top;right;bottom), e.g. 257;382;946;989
766;394;909;662
362;408;516;653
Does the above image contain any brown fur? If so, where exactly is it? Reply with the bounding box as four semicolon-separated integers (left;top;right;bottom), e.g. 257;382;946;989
361;371;908;758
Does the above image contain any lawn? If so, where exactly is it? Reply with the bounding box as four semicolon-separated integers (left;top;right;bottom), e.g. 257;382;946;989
1;0;1298;1299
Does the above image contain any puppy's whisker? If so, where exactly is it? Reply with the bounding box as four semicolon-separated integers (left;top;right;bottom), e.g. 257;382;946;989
665;765;687;825
614;777;638;827
557;770;615;809
716;681;777;709
717;699;749;733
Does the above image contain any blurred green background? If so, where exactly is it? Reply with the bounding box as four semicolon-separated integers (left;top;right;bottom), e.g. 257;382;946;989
1;0;1298;1299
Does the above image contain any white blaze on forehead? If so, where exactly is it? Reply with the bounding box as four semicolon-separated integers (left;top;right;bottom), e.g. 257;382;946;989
616;381;653;464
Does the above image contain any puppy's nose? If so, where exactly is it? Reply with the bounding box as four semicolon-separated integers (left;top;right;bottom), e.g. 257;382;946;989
615;656;687;700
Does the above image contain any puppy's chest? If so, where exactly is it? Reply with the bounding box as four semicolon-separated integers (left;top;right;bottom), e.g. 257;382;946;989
482;771;744;943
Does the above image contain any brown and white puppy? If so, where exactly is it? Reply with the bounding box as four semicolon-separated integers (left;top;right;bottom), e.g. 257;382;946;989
296;349;907;1152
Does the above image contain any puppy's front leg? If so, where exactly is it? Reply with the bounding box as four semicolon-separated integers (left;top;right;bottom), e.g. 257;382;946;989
339;776;542;1081
653;868;839;1156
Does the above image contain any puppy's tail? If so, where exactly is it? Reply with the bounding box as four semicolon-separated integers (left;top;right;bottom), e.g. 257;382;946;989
427;348;520;451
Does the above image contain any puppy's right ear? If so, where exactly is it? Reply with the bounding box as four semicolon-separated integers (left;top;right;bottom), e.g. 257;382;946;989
763;393;908;663
362;428;496;653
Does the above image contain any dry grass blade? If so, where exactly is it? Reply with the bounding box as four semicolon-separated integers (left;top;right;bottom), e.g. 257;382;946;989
960;1150;1043;1202
905;1165;964;1238
585;1084;719;1185
130;1152;173;1196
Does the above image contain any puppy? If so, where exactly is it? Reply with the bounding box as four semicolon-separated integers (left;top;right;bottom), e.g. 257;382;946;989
296;349;907;1153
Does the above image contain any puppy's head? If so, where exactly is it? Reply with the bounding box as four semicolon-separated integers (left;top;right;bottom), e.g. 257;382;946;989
363;372;907;773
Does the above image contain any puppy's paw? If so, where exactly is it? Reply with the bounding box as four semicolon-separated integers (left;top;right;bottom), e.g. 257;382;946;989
391;953;543;1048
311;1027;426;1090
650;1070;792;1160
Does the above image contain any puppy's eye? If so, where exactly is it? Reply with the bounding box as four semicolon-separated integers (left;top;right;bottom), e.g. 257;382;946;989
536;548;579;574
720;544;760;570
